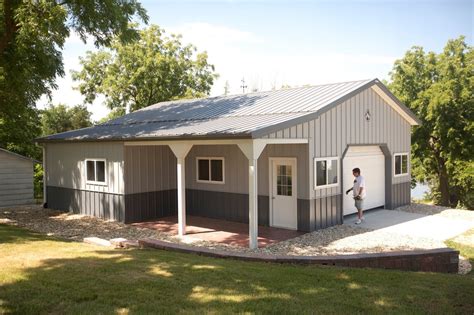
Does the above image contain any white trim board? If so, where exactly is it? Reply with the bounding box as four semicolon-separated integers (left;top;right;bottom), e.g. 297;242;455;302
371;85;418;126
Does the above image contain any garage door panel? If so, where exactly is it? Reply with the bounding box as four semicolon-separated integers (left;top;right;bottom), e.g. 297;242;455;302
343;146;385;215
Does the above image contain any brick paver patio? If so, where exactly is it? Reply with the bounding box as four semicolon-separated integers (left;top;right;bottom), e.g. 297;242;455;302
133;215;302;247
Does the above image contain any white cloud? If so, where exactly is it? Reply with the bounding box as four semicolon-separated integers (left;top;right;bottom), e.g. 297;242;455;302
38;22;397;121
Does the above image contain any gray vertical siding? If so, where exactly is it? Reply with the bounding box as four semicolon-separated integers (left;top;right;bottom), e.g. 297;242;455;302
260;86;413;230
185;145;248;194
46;142;125;194
44;85;413;231
0;151;35;207
258;144;309;199
390;181;411;209
124;145;177;222
124;145;177;194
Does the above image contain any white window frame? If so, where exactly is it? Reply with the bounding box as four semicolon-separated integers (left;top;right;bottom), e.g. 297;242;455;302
85;158;107;186
196;157;225;184
314;157;340;189
394;152;409;177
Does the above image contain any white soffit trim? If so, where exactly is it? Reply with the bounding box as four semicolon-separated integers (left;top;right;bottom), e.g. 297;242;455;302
370;85;418;126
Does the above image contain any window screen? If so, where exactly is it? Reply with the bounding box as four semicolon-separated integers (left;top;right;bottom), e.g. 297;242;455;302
316;160;327;187
86;160;95;181
315;158;338;188
210;159;223;182
198;159;210;181
277;165;292;196
395;155;402;175
96;161;105;182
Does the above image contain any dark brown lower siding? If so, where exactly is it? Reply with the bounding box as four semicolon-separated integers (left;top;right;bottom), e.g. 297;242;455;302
185;189;270;227
312;194;342;231
297;199;311;232
391;181;411;209
47;186;125;221
48;186;312;230
124;189;178;223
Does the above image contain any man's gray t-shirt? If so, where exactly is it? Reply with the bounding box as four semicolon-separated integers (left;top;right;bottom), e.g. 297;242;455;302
353;175;366;199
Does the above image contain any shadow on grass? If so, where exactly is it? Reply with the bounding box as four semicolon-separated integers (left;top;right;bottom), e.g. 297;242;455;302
1;229;473;314
0;224;51;244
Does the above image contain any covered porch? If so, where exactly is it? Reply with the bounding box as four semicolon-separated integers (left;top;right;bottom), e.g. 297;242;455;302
124;138;308;249
133;215;303;247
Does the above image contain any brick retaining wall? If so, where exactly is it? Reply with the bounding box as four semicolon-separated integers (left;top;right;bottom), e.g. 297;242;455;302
139;239;459;273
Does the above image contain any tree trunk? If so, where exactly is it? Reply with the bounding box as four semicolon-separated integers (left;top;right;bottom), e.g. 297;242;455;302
438;158;451;206
0;0;16;56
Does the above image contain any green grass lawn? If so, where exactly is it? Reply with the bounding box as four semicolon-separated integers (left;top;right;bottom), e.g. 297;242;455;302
0;224;472;314
446;228;474;275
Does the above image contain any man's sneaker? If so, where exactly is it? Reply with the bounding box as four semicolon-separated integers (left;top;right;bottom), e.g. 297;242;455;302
355;219;362;225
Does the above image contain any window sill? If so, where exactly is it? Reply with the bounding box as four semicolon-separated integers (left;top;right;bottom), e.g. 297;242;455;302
314;183;339;190
86;181;108;186
196;180;225;185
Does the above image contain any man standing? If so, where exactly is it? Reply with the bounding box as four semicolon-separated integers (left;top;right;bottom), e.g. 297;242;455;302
345;168;366;224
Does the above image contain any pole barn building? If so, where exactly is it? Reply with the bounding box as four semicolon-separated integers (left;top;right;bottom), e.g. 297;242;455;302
37;79;421;248
0;148;37;207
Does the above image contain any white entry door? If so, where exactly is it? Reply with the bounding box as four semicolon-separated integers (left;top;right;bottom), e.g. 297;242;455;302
343;146;385;215
270;158;297;230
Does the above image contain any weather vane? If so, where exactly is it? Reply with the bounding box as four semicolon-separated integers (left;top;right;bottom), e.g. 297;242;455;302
240;78;247;94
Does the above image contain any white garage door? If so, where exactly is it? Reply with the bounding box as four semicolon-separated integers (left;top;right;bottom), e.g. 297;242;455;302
343;146;385;215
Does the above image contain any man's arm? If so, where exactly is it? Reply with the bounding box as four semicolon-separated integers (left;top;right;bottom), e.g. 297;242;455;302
357;187;364;197
345;187;353;195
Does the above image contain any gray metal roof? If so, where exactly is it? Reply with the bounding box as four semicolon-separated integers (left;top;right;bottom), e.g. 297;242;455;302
37;78;419;142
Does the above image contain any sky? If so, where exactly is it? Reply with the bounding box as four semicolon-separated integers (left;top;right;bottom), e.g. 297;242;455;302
37;0;473;121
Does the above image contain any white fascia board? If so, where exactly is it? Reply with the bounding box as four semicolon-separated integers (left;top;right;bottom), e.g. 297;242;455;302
370;85;419;126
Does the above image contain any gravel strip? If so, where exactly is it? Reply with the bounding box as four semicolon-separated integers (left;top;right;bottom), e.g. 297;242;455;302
1;204;471;274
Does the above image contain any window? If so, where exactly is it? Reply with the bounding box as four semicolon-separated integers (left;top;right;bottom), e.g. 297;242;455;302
86;159;106;184
196;158;224;184
277;164;293;196
394;153;409;176
314;157;339;189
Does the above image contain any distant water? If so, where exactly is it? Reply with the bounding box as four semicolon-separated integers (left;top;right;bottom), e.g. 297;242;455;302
411;182;430;200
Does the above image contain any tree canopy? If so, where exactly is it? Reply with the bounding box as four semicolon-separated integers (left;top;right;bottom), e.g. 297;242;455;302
388;36;473;209
72;25;218;113
41;104;92;136
0;0;148;158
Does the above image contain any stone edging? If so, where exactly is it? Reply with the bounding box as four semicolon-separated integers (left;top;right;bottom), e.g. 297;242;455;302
139;238;459;273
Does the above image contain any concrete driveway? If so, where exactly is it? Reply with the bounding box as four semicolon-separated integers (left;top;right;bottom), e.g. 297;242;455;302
344;209;474;241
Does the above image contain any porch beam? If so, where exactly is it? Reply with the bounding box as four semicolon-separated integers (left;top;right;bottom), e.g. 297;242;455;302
169;143;193;237
237;141;266;249
124;138;308;147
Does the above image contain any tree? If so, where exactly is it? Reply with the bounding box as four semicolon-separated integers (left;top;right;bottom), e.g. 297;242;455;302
72;25;218;112
0;0;148;158
41;104;92;136
388;36;473;209
98;108;126;124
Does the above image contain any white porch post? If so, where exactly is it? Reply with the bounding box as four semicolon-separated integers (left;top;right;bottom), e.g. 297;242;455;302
169;143;193;237
248;157;258;248
238;140;266;249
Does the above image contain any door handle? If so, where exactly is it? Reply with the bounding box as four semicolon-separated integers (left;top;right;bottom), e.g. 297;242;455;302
272;197;276;199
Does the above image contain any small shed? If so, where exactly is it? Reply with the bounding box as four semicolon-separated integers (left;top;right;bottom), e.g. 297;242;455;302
37;78;421;248
0;148;37;207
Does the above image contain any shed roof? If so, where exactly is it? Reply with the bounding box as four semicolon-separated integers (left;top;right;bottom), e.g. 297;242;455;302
0;148;40;163
37;78;420;143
